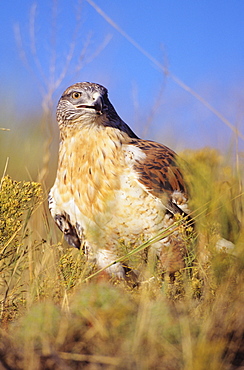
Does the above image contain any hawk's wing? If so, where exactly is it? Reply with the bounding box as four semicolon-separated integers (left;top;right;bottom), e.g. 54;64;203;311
48;194;81;249
129;138;188;215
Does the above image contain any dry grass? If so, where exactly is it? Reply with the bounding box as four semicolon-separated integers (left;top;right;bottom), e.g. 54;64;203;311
0;143;243;369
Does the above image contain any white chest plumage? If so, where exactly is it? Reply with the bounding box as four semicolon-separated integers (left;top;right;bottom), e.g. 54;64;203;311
49;129;167;255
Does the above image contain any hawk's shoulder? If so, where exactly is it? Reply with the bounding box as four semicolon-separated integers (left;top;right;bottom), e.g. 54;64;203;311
127;138;187;203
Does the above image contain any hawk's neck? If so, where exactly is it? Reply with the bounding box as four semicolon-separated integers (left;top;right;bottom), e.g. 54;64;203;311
55;125;131;216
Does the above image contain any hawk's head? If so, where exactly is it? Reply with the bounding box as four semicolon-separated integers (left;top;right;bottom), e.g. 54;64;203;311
57;82;139;138
57;82;115;126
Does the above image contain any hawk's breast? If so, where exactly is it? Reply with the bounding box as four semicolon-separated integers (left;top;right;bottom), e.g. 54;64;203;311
50;127;169;250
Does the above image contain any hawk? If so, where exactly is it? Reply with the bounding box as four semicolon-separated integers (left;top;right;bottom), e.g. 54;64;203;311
49;82;190;281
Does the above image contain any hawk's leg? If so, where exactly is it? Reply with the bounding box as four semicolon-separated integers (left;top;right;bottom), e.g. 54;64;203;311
54;214;81;249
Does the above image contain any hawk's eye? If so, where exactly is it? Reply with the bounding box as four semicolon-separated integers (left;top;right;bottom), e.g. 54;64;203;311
72;92;81;99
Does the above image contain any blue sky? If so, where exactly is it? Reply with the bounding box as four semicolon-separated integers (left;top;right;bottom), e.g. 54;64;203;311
1;0;244;152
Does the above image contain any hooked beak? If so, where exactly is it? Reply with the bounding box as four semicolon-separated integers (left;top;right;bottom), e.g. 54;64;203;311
77;95;107;115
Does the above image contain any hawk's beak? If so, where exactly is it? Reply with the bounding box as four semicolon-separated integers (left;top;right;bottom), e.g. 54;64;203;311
77;95;107;115
93;96;106;114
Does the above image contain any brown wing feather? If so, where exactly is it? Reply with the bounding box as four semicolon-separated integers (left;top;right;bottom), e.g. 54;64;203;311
130;138;187;199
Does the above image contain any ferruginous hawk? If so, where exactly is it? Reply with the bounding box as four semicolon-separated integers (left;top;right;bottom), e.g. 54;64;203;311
49;82;190;281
